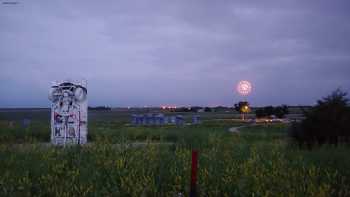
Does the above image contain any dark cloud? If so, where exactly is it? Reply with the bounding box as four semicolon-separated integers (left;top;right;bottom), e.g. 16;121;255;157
0;0;349;107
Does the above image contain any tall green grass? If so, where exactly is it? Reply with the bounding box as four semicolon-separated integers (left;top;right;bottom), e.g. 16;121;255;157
1;121;350;196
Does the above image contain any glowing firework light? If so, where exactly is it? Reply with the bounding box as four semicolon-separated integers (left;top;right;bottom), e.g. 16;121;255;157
237;80;252;96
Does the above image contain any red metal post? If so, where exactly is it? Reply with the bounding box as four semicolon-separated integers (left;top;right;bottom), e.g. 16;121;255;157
190;150;198;197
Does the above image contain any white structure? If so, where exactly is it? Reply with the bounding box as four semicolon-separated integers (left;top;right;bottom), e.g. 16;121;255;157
49;80;88;145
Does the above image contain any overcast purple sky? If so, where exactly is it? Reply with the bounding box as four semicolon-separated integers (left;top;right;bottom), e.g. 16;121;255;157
1;0;349;107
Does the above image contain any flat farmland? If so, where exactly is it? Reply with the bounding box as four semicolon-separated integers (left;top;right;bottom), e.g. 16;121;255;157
0;109;349;196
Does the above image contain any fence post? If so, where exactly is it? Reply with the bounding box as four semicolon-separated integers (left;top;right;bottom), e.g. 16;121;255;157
190;150;198;197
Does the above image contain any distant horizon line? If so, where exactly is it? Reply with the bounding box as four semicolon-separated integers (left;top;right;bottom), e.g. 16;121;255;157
0;105;314;110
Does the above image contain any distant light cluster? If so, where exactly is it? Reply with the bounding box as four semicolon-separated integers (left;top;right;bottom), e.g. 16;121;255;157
161;106;177;110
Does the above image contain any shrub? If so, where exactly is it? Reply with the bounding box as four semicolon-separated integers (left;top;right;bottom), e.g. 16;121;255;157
255;105;289;118
289;89;350;147
274;105;289;118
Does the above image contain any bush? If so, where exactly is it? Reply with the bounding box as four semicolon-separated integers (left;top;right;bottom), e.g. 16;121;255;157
274;106;289;118
289;89;350;147
255;105;289;118
204;107;212;112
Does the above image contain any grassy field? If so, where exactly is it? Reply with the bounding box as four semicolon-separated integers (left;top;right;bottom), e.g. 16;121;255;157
0;110;349;196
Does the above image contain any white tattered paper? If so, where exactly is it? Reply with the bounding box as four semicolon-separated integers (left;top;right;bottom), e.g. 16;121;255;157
49;80;88;145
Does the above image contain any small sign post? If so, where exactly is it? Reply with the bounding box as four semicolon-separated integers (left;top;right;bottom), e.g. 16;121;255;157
190;150;198;197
